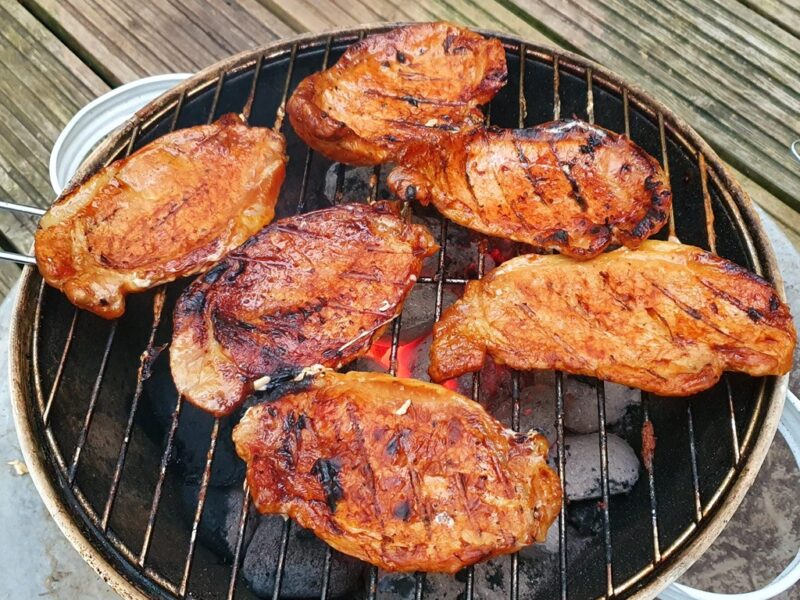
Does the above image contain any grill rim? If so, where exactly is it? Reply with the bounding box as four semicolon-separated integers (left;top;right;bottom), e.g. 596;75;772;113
8;22;790;600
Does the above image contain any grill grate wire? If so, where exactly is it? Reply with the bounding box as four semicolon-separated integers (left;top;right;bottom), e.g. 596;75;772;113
5;31;768;600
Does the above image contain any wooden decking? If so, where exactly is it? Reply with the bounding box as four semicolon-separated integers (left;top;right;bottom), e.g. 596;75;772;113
0;0;798;301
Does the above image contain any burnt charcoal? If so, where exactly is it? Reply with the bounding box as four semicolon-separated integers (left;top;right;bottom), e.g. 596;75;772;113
379;556;559;600
559;432;640;501
323;163;392;204
563;377;640;434
609;401;644;441
377;572;417;599
141;349;245;486
242;516;364;598
173;405;245;487
567;499;605;536
140;350;181;433
181;484;253;561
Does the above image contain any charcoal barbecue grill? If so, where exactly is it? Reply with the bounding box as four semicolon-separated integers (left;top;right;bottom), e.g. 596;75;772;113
7;24;790;600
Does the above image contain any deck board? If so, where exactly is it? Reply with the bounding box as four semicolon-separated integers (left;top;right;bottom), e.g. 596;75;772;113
0;1;108;298
739;0;800;38
0;0;798;302
506;0;800;214
22;0;298;83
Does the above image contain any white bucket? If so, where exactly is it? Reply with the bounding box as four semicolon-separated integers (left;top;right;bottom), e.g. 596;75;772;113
49;73;191;195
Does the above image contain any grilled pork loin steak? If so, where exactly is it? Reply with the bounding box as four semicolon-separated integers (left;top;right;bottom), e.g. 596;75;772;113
35;114;287;319
430;240;796;395
388;120;672;259
287;22;507;166
170;202;437;416
232;370;562;573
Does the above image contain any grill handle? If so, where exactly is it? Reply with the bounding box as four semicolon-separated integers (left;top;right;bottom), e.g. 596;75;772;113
660;389;800;600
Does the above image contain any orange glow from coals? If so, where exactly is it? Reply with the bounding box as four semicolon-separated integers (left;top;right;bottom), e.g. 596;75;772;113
367;335;459;391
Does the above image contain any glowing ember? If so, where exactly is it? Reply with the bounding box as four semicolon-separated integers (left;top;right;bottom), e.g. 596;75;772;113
367;335;425;378
366;335;459;391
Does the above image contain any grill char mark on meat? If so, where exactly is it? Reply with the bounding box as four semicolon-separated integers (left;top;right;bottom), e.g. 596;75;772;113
311;457;344;512
429;240;796;395
170;202;437;417
387;119;672;259
232;370;562;573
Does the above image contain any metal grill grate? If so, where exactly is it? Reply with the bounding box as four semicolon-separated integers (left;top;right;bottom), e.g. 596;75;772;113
7;26;788;600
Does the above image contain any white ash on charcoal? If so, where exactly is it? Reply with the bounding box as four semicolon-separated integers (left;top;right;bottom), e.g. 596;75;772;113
384;284;459;343
323;163;392;204
242;516;364;598
563;376;640;434
516;377;559;443
524;514;562;555
560;433;640;501
376;572;419;599
181;484;254;561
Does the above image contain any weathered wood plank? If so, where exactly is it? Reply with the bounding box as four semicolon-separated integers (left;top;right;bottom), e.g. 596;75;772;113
22;0;298;83
738;0;800;48
0;1;108;298
0;1;107;240
257;0;554;44
506;0;800;214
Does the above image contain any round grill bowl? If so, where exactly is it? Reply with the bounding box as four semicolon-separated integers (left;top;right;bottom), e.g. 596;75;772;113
9;25;790;600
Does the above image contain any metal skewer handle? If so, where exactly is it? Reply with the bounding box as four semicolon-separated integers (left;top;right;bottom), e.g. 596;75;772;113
0;73;192;269
0;200;44;265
